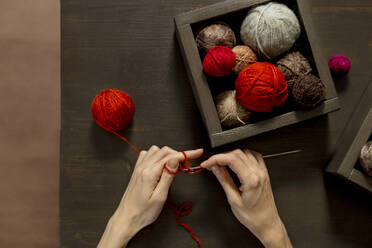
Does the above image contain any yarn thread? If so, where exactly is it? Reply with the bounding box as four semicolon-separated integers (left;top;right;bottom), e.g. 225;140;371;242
196;23;236;52
235;62;288;112
232;45;258;74
276;51;312;88
240;2;300;60
91;89;203;247
328;55;351;74
203;46;236;77
360;141;372;177
292;74;325;108
216;90;252;127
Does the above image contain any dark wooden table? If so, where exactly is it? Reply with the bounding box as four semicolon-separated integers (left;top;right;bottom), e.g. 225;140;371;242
61;0;372;247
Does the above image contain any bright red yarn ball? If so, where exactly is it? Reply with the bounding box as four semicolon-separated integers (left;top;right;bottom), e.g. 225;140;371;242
203;46;236;77
91;89;135;132
235;62;288;112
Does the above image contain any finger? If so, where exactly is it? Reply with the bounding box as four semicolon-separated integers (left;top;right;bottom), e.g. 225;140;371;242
210;166;241;207
200;153;250;179
249;150;266;170
143;145;160;161
152;148;204;172
135;150;147;167
149;146;176;165
152;158;180;201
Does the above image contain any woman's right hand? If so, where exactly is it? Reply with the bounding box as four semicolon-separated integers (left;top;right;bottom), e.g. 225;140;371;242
201;149;292;248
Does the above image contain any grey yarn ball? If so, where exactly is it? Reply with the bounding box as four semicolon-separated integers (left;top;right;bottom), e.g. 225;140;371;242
240;2;301;60
360;141;372;177
216;90;252;127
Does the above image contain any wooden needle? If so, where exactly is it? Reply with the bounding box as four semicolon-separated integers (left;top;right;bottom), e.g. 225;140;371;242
187;149;303;171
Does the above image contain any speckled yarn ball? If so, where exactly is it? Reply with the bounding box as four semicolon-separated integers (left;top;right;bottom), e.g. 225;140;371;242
203;46;236;77
232;45;258;74
276;52;312;87
196;23;236;52
292;74;325;108
240;2;301;60
328;55;351;74
360;141;372;177
216;90;252;127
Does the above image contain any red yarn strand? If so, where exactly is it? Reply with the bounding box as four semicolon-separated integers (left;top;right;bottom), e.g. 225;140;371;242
166;201;203;248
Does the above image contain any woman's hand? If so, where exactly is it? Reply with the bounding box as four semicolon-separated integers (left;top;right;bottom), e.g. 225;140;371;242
200;149;292;248
98;146;203;248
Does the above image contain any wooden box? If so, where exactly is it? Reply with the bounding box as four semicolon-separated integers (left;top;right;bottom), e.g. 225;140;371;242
326;82;372;193
175;0;340;147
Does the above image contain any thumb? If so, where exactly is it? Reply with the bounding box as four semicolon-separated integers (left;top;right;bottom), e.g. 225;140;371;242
211;166;242;207
153;158;179;201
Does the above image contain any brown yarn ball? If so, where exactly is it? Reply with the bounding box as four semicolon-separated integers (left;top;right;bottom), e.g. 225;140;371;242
216;90;252;127
232;45;258;74
292;74;325;108
276;52;312;87
196;23;236;52
360;141;372;177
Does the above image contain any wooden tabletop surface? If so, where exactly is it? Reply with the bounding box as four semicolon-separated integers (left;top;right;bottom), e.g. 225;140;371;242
61;0;372;247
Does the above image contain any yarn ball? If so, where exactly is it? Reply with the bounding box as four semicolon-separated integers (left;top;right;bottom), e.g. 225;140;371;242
276;51;312;87
203;46;236;77
235;62;288;112
91;89;135;132
360;141;372;177
196;23;236;52
328;55;351;74
240;2;301;60
292;74;325;108
216;90;252;127
232;45;258;74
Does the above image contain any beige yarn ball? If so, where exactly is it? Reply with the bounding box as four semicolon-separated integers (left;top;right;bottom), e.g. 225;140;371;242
360;141;372;177
232;45;258;74
216;90;252;127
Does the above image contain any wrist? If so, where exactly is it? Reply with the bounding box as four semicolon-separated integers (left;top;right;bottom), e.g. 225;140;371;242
255;217;292;248
98;213;137;248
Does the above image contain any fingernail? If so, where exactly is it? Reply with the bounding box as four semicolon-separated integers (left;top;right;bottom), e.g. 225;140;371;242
168;159;178;169
200;161;207;168
211;166;221;176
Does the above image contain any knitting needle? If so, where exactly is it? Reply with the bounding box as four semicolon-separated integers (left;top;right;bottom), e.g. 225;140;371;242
187;149;303;171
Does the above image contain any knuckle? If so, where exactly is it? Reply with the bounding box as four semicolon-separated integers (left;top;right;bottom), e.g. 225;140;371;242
247;174;261;188
142;168;153;179
150;145;160;150
161;146;173;153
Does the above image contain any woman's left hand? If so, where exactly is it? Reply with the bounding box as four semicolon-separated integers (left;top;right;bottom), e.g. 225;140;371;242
98;146;203;248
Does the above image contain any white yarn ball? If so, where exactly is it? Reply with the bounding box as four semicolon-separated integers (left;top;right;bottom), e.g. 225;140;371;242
216;90;252;127
240;2;301;60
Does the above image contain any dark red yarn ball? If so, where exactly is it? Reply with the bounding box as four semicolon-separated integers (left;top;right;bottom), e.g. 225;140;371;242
235;62;288;112
91;89;135;132
203;46;236;77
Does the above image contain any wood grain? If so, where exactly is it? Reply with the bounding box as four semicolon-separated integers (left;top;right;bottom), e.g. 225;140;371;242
61;0;372;247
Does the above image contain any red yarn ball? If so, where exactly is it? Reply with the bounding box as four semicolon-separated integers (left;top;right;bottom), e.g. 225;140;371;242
91;89;135;132
203;46;236;77
235;62;288;112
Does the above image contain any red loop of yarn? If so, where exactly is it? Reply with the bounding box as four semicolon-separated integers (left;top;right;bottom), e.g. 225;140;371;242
91;89;203;247
235;62;288;112
163;151;205;175
166;201;203;248
203;46;236;77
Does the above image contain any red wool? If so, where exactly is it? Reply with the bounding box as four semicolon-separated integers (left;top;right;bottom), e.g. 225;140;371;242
235;62;288;112
91;89;203;247
203;46;236;77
